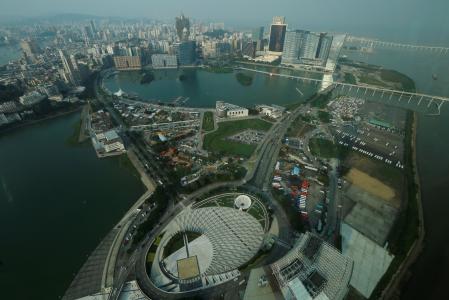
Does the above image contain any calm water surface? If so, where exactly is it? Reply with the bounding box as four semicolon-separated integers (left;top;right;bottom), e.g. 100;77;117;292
0;113;145;299
103;68;320;108
0;45;20;66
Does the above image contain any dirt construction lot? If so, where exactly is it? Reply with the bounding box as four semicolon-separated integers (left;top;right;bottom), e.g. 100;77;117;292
345;168;398;207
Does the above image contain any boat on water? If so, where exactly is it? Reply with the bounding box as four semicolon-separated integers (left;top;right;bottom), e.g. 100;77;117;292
432;74;438;80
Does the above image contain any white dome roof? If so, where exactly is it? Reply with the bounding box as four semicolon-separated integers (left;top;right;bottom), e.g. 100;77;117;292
234;195;252;210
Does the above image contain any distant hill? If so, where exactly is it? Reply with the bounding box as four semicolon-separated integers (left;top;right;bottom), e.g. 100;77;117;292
0;13;157;25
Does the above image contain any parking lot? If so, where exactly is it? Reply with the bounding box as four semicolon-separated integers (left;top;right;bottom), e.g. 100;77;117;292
333;123;404;168
227;129;266;145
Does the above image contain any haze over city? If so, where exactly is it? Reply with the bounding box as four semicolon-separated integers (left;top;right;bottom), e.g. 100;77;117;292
0;1;449;300
1;0;449;38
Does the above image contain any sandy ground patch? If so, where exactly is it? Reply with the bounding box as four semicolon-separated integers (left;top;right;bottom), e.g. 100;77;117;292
345;168;396;202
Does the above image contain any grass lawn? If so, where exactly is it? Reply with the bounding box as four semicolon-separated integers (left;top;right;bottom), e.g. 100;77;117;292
146;252;155;263
247;204;265;221
154;234;163;246
380;69;416;92
309;138;338;158
196;201;220;208
163;232;185;258
310;92;332;109
202;111;215;131
344;72;357;84
318;110;331;123
185;232;202;243
215;195;236;207
358;74;385;87
284;101;303;111
301;115;315;123
196;194;235;208
203;119;272;157
287;116;315;138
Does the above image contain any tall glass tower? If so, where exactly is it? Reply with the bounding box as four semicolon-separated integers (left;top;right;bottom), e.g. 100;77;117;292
268;16;287;53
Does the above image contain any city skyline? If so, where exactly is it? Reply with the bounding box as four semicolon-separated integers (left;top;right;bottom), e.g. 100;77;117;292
1;0;448;34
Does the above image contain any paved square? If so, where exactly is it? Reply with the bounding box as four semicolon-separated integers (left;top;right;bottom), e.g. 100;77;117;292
177;256;200;280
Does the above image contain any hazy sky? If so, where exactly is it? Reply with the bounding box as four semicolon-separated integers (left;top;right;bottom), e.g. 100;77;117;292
1;0;449;41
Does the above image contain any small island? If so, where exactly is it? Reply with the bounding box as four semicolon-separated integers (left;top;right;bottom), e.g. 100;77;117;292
235;72;253;86
141;71;155;84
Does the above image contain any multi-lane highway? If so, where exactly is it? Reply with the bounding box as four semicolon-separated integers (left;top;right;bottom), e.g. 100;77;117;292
250;104;309;189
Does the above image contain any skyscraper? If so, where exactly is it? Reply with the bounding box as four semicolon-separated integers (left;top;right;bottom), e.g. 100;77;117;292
281;30;334;67
268;16;287;53
173;41;196;66
316;33;333;62
242;41;257;58
90;20;97;35
252;27;264;51
281;30;307;65
301;32;321;60
20;39;41;63
175;14;190;41
84;26;94;40
59;50;79;85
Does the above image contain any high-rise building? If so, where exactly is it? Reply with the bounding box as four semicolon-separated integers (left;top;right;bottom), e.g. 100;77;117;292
90;20;97;35
20;39;41;63
113;56;142;70
301;32;321;60
84;26;94;40
282;30;307;65
173;41;196;66
151;54;178;69
252;27;264;51
282;30;333;67
242;41;257;58
215;42;231;57
316;33;333;62
272;16;286;25
59;50;79;85
175;14;190;41
268;16;287;53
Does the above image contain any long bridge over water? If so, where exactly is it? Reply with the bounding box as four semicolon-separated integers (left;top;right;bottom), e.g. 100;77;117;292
345;35;449;54
237;67;448;115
